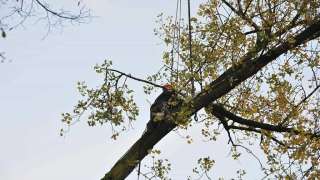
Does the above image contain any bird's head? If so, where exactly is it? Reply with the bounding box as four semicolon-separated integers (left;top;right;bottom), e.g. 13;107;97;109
162;83;173;92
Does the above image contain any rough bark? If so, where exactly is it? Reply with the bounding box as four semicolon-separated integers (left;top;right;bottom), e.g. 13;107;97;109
101;19;320;180
102;121;176;180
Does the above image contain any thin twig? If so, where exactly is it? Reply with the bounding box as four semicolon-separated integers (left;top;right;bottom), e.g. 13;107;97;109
107;68;163;89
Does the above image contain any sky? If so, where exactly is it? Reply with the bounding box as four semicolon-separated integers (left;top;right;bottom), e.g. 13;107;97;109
0;1;264;179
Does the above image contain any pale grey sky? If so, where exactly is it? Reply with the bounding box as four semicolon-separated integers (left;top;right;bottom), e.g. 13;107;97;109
0;1;263;179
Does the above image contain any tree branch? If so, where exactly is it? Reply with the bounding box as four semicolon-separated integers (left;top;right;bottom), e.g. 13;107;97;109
34;0;88;20
107;68;164;89
210;103;320;139
101;119;176;180
227;125;287;146
222;0;260;31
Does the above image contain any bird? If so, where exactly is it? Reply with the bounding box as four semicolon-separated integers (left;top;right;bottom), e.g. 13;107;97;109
147;84;176;130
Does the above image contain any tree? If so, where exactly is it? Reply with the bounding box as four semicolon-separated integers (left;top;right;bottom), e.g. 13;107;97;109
61;0;320;179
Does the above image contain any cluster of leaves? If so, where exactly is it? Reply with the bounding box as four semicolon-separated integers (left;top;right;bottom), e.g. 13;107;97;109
140;149;172;180
188;157;215;180
61;60;139;139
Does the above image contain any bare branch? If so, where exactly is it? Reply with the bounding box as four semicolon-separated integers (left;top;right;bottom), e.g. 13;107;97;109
107;68;164;89
34;0;89;20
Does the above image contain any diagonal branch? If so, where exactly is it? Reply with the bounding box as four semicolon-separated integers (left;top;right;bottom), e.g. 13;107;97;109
189;17;320;115
102;18;320;180
102;119;176;180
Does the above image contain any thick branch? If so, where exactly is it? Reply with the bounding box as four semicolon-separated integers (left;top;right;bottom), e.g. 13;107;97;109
210;103;320;139
101;120;176;180
190;18;320;115
102;19;320;180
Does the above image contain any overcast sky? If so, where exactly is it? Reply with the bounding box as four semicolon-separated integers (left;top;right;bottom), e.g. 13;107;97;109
0;1;264;179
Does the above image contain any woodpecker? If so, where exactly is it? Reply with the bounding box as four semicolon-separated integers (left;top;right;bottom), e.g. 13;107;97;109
147;84;175;131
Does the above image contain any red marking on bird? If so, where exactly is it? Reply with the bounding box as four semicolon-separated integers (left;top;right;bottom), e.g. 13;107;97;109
163;84;173;91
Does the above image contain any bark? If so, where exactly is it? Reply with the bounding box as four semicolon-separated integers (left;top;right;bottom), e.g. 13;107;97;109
101;19;320;180
102;121;176;180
